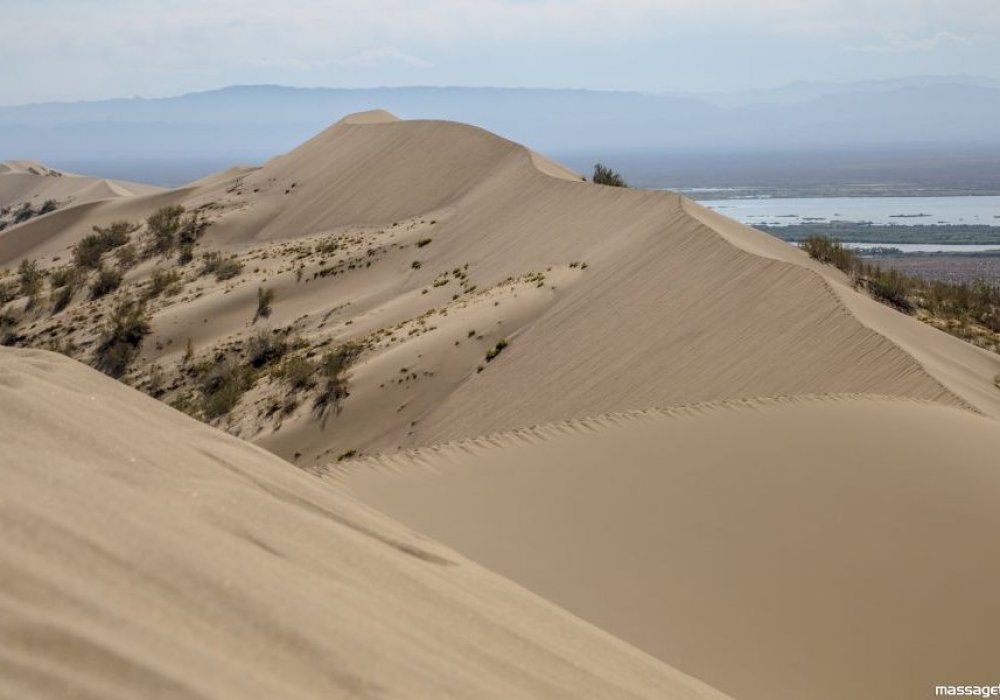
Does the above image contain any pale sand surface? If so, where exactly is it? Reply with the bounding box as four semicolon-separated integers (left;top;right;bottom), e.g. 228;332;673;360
4;112;998;467
3;112;1000;699
0;160;161;210
0;347;731;700
347;394;1000;700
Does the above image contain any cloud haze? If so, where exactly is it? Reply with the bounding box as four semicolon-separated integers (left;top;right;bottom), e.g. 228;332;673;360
3;0;999;104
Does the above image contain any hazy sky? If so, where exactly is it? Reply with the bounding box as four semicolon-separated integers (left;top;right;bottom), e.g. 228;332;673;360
4;0;1000;104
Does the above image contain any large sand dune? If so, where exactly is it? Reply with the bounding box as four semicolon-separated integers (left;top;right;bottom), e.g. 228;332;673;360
0;160;160;215
3;111;1000;699
0;347;730;700
347;394;1000;700
4;111;998;466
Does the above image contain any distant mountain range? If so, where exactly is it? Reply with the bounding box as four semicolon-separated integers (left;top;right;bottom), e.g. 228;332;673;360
2;77;1000;185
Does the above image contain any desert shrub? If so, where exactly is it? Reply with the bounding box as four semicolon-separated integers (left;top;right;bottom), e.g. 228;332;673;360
592;163;627;188
279;354;315;390
74;237;105;269
246;329;287;368
148;268;181;298
115;243;138;270
201;252;243;281
0;310;22;346
178;209;209;246
146;205;185;256
799;235;860;276
18;259;42;299
51;285;76;314
39;199;58;215
860;264;912;311
95;296;151;377
146;364;165;397
146;205;208;259
49;265;79;289
13;203;35;224
50;266;81;313
177;242;195;265
416;238;433;248
199;359;254;419
485;339;509;362
0;279;17;305
90;268;123;299
74;221;136;269
313;342;362;419
254;287;274;323
316;238;340;255
803;235;1000;347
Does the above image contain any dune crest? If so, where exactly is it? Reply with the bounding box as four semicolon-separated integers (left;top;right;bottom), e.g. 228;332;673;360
347;392;1000;700
339;108;402;124
3;113;999;467
4;111;1000;700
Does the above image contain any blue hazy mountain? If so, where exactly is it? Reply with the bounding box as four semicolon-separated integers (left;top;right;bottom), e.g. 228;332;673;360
3;80;999;186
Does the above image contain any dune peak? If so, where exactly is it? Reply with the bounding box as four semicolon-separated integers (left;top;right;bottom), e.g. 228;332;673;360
339;108;401;125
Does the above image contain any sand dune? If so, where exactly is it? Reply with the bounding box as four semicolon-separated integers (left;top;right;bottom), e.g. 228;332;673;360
347;394;1000;700
3;110;1000;699
0;347;731;700
0;160;160;220
4;111;998;467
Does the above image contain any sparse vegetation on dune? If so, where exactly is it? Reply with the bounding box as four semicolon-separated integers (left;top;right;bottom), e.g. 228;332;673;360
314;342;362;421
18;259;42;301
254;287;274;323
277;354;316;390
485;339;509;363
147;268;182;299
0;204;601;465
592;163;627;188
95;296;151;378
146;205;210;260
90;268;124;299
247;329;288;368
1;199;59;229
74;221;137;269
201;251;244;281
199;358;255;419
802;235;1000;351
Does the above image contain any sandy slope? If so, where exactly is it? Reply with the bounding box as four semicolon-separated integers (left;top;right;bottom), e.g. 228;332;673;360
4;110;1000;700
2;111;999;469
0;160;160;212
0;347;731;700
347;394;1000;700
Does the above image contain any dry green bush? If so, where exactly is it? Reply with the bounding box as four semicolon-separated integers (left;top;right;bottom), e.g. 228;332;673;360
148;268;182;298
485;339;509;362
800;235;861;276
246;329;287;368
804;234;1000;345
18;259;42;299
592;163;627;187
74;221;137;269
147;206;209;260
201;252;244;281
199;359;255;419
146;206;185;257
254;287;274;323
95;296;151;377
278;354;315;390
313;342;362;420
90;268;123;299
